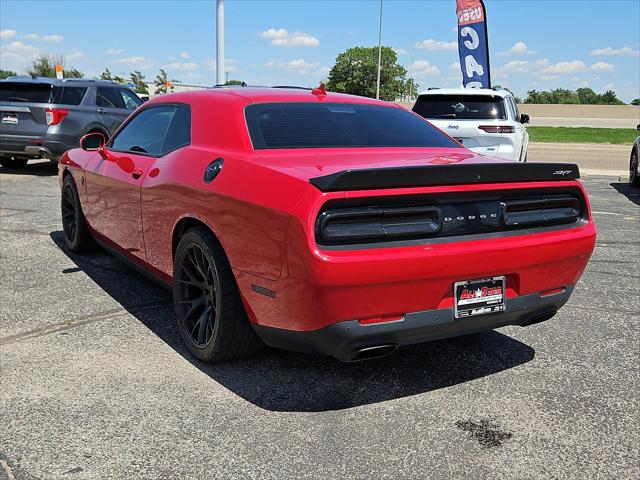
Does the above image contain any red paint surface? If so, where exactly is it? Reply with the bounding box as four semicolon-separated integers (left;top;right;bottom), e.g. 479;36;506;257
59;88;596;332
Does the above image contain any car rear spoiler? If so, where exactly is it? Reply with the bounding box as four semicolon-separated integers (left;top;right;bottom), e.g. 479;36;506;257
309;162;580;192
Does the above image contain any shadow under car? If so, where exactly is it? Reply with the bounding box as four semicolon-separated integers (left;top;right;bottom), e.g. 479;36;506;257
50;230;536;412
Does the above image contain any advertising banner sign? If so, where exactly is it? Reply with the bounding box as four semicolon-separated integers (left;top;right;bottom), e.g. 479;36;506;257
456;0;491;88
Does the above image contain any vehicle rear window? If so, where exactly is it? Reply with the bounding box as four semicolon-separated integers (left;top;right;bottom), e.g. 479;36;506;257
245;102;461;150
413;94;506;120
0;82;54;103
52;86;87;105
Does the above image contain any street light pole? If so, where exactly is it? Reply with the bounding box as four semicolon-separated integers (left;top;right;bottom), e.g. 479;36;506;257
375;0;383;99
216;0;225;86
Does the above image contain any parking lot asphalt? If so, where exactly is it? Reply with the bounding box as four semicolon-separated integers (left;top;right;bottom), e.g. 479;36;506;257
1;162;639;480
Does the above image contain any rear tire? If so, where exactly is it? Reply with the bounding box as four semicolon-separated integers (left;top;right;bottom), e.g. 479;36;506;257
0;157;28;169
173;226;264;362
630;148;640;187
61;174;95;252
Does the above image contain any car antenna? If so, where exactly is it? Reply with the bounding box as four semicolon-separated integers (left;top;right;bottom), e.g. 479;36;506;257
311;82;327;96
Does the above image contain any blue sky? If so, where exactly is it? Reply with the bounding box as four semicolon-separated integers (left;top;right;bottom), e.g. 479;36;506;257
1;0;639;101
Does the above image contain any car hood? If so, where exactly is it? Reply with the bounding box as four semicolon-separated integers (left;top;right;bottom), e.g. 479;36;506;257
255;147;514;181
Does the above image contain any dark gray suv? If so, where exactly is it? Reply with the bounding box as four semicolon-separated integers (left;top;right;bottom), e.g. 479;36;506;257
0;77;143;168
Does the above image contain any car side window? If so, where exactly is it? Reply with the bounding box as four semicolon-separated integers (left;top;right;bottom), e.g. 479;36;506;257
505;97;516;121
119;88;143;110
162;105;191;153
109;105;176;156
96;87;125;109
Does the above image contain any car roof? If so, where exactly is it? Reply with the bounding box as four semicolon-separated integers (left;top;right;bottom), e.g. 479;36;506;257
0;76;121;87
417;87;511;98
146;86;395;107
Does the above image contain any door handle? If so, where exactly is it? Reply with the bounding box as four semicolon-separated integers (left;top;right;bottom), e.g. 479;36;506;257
97;108;106;114
132;168;144;179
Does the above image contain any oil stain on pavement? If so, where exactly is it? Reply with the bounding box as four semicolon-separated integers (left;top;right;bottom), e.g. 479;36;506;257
456;419;514;448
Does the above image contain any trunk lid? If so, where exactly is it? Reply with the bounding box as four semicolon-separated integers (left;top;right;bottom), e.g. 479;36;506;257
0;81;54;137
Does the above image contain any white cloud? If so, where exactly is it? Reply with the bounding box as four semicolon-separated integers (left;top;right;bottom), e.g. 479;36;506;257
498;42;536;56
23;33;63;43
393;48;408;56
414;39;457;51
498;60;531;74
264;58;319;75
408;60;440;77
449;61;461;71
540;60;588;74
261;28;319;47
43;34;63;43
114;56;154;69
0;29;17;39
589;61;615;71
103;48;123;56
180;52;190;59
165;62;198;72
590;46;639;58
203;58;238;72
65;49;83;61
0;41;39;71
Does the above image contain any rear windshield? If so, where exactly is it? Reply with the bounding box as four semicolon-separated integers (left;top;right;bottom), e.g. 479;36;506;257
245;102;461;150
413;94;506;120
0;82;87;105
0;82;54;103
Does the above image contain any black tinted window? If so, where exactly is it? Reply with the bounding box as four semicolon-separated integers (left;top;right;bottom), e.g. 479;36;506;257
162;105;190;153
96;87;125;109
245;103;461;149
110;106;176;155
53;86;87;105
413;95;506;120
0;82;53;103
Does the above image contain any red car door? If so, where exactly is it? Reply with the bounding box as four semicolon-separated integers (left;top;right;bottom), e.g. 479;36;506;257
84;105;177;261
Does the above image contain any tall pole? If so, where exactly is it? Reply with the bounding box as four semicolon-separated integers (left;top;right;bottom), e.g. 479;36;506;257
375;0;383;99
216;0;225;86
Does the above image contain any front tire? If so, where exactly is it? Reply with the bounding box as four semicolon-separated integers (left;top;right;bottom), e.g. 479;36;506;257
173;226;264;362
61;174;94;252
630;147;640;187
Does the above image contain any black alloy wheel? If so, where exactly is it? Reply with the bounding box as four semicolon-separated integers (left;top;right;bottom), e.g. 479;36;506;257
61;174;94;252
175;243;220;348
630;148;640;187
172;226;264;362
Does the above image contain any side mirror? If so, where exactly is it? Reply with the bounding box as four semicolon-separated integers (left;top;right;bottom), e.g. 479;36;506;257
637;124;639;132
520;113;530;124
80;132;106;151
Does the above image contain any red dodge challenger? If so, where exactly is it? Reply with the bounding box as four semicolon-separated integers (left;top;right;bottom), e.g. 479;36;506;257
58;86;596;362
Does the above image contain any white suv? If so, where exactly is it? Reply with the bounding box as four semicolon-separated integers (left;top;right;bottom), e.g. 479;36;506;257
412;88;530;162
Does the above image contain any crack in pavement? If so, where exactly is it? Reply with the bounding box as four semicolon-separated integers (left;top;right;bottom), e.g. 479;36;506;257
0;302;172;347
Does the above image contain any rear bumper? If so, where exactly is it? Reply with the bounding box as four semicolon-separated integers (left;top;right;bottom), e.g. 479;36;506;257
253;286;573;361
0;134;75;160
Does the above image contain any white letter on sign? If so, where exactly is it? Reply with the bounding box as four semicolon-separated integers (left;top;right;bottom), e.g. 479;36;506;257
461;26;479;50
465;55;484;77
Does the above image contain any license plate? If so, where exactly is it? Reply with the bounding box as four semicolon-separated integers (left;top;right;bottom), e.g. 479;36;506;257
454;276;505;319
2;114;18;125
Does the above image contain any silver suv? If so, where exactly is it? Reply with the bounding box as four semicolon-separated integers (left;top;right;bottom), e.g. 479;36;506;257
0;77;143;168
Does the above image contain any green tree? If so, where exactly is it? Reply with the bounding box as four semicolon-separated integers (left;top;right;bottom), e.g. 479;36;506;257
599;90;624;105
0;69;17;80
113;75;127;84
99;68;113;80
154;69;168;95
27;54;83;79
130;71;149;94
631;98;640;106
225;79;246;86
576;87;598;105
327;46;414;101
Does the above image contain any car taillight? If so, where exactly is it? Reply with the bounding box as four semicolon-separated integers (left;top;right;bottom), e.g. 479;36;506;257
316;205;441;245
478;125;514;134
45;107;69;126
